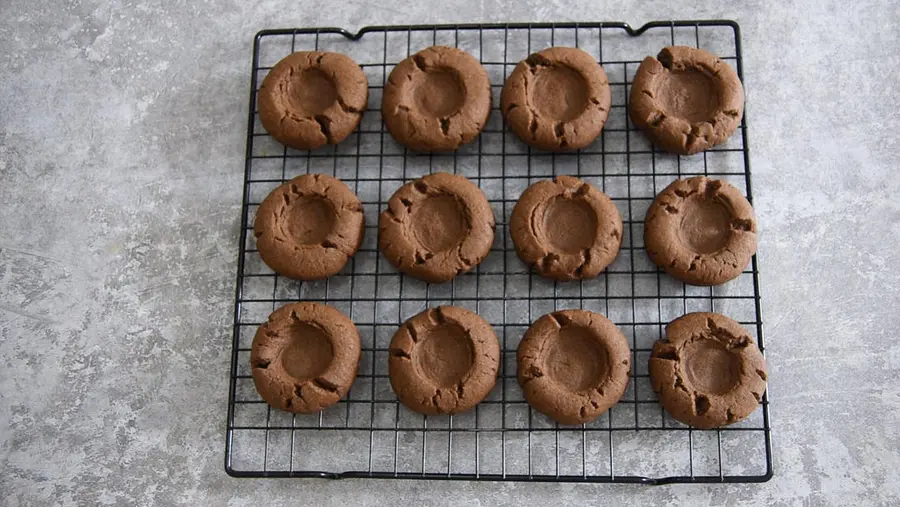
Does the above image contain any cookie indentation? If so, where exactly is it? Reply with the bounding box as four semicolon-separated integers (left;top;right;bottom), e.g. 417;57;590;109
411;195;467;252
679;195;730;254
286;196;337;245
657;70;720;124
280;323;334;381
543;196;598;254
287;68;338;115
415;69;466;117
682;339;741;395
531;66;588;121
546;325;609;392
416;324;474;388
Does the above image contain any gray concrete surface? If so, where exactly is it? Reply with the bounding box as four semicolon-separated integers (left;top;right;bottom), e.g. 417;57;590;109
2;0;899;505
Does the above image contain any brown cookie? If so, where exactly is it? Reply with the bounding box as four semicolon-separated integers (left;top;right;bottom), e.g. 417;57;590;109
509;175;622;281
258;51;368;150
644;176;756;286
379;172;495;283
518;310;631;425
254;174;365;280
382;46;491;152
250;302;361;413
388;306;501;415
649;312;767;429
501;47;611;151
629;46;744;155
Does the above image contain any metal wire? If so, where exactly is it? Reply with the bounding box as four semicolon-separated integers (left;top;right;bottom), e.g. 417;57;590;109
225;20;772;484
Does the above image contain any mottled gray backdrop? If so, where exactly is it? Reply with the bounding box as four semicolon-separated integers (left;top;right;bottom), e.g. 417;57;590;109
1;0;898;505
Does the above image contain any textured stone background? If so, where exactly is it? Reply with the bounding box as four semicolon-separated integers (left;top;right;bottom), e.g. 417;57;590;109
1;0;899;505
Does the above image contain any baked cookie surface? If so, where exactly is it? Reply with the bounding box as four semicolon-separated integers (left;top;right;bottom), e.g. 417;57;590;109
518;309;631;425
382;46;491;152
250;302;361;413
649;312;767;429
629;46;744;155
644;176;756;286
254;174;365;280
501;47;611;151
510;175;622;281
389;306;501;415
379;172;494;283
258;51;368;150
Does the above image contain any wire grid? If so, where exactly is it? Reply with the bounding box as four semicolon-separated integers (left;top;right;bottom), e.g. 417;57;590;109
226;21;772;484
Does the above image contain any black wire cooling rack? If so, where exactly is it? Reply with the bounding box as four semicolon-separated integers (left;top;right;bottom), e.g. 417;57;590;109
225;20;772;484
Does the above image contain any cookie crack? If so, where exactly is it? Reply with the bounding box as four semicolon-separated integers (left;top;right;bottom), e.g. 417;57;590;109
673;188;698;199
730;217;754;231
694;394;711;415
653;342;678;361
548;311;570;328
525;53;552;70
314;377;339;393
540;252;560;272
406;323;419;343
314;115;333;144
673;372;689;393
556;123;569;148
431;390;443;412
648;110;666;128
412;54;428;72
389;347;411;359
336;96;362;114
574;248;591;277
589;97;607;111
432;307;447;325
688;255;701;272
528;113;538;139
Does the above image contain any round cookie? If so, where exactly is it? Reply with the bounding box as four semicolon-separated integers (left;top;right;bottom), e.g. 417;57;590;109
648;312;767;429
644;176;756;286
250;302;361;413
518;310;631;425
510;175;622;281
379;172;494;283
382;46;491;152
254;173;365;280
629;46;744;155
388;306;501;415
258;51;368;150
501;47;611;151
